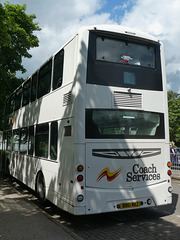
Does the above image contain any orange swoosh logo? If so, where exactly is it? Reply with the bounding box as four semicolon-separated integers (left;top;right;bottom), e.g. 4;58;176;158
96;167;122;182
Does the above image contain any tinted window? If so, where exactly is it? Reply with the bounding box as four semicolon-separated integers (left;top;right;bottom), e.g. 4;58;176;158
22;79;31;107
28;126;34;156
50;121;58;160
14;87;22;111
53;50;64;90
5;131;12;151
12;129;19;152
38;59;52;98
87;32;162;91
5;97;11;115
19;128;28;154
31;72;38;102
86;109;165;139
10;94;15;113
5;94;15;114
96;37;155;68
35;123;49;158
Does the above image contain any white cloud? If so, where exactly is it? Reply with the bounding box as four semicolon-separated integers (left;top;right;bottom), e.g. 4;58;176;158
166;62;180;76
120;0;180;92
3;0;180;92
166;82;172;92
121;0;180;56
16;0;116;78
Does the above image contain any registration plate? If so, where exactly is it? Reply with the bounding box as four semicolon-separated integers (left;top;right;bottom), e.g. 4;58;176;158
119;201;141;209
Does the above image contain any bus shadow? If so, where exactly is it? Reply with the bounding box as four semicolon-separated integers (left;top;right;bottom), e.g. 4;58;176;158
150;192;179;216
3;176;180;240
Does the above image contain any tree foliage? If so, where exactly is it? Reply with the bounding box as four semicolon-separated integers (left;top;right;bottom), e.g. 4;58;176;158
0;2;41;130
168;91;180;146
168;90;180;101
0;2;41;74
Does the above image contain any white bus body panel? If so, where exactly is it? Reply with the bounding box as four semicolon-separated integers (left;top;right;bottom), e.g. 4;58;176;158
4;25;171;215
85;141;171;214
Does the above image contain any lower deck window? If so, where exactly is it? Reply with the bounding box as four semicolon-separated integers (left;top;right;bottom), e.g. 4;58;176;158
20;128;28;154
28;126;34;156
35;123;49;158
13;130;19;152
3;121;58;160
86;109;165;139
3;131;12;151
50;121;58;160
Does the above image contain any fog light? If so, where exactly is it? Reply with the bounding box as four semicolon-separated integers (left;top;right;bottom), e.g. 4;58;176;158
77;194;84;202
168;186;173;193
147;198;152;205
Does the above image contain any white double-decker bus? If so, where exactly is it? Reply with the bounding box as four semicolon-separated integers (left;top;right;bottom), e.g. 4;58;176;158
3;25;172;215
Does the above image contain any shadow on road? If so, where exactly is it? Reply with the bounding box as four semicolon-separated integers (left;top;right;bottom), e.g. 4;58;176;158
2;176;180;240
150;192;179;216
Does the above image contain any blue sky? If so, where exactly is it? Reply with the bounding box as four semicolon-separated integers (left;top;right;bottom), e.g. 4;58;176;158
98;0;135;19
1;0;180;93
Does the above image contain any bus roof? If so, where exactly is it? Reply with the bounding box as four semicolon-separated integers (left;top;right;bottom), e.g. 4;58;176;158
78;25;159;43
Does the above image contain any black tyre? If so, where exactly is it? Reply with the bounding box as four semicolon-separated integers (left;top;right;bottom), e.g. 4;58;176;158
36;172;46;204
5;158;10;176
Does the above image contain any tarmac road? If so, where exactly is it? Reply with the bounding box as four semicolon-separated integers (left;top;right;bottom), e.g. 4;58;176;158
0;174;180;240
0;176;75;240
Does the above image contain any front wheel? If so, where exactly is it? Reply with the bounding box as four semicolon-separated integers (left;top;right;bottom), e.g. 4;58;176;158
36;172;46;204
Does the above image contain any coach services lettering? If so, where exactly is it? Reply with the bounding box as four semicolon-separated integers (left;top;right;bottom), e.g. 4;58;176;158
126;164;161;182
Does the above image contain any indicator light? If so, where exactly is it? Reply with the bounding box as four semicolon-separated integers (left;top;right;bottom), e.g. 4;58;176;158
77;165;84;172
167;162;172;168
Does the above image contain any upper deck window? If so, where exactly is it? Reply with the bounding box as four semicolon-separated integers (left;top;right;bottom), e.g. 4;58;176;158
5;94;15;114
14;87;22;111
53;49;64;90
38;59;52;99
96;37;155;69
22;79;31;107
87;32;162;91
31;72;38;102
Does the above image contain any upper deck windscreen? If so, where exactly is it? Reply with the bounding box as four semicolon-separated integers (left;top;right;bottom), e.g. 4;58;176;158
87;31;162;91
96;37;155;68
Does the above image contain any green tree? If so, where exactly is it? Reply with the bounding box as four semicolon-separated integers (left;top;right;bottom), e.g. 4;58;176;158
167;90;179;100
168;94;180;146
0;2;41;130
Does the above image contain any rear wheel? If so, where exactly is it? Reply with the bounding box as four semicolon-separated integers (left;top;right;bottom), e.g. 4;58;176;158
5;158;10;177
36;172;46;204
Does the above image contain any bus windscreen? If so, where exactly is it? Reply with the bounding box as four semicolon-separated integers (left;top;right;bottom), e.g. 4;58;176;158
87;32;162;91
86;109;165;139
96;37;155;68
